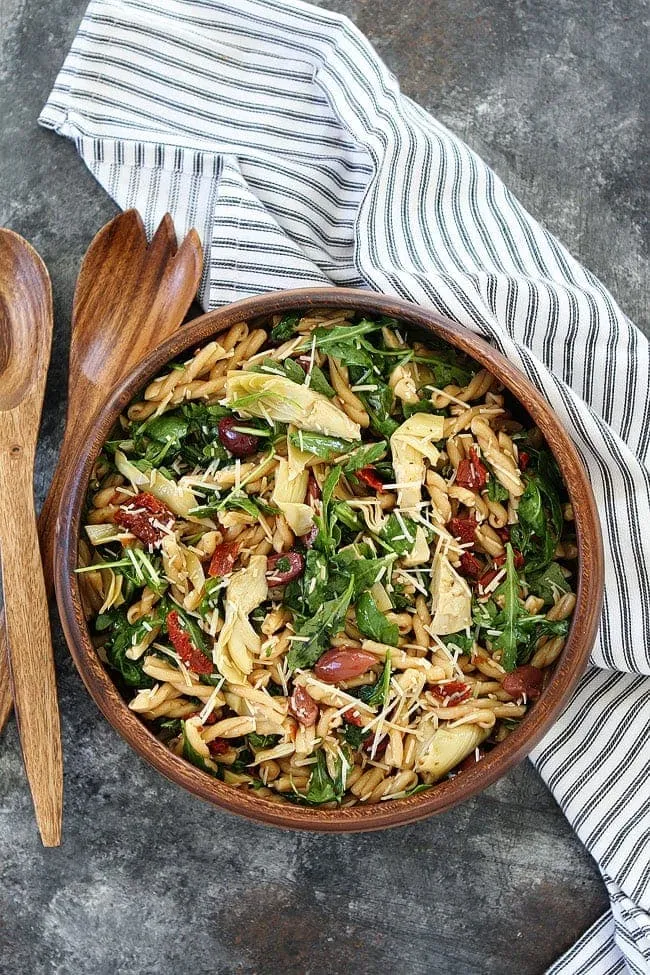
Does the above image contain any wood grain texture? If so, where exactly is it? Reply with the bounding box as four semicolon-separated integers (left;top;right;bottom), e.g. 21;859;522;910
0;229;62;846
53;286;605;833
0;211;203;734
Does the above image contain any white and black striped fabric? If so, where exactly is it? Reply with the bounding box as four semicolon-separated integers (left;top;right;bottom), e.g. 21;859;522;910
40;1;649;970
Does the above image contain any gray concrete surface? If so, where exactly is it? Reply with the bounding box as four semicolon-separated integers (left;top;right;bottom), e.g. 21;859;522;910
1;1;647;973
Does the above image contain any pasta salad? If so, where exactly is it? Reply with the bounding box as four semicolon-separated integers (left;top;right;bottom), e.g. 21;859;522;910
78;309;577;806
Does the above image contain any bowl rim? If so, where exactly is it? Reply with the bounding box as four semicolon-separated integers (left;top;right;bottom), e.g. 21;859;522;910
54;286;604;832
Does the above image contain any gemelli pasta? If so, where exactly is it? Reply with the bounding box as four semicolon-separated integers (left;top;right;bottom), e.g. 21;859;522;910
78;310;577;806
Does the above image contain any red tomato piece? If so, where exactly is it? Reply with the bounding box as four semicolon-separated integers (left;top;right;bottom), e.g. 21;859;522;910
502;665;543;701
433;680;472;704
494;549;525;569
166;611;213;674
458;552;482;578
477;567;501;592
455;448;488;491
447;517;476;544
208;738;230;756
519;451;530;471
342;708;364;727
208;541;240;578
356;467;384;492
114;491;174;546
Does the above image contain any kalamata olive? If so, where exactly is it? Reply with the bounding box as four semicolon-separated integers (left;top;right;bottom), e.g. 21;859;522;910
300;525;319;549
289;685;319;726
266;550;305;585
314;647;378;683
217;416;260;457
502;665;543;701
306;473;321;505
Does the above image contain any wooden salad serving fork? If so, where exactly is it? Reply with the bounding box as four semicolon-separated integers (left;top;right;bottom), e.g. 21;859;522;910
0;212;203;826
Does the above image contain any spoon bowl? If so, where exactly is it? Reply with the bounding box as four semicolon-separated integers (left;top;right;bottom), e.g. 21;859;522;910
0;231;51;410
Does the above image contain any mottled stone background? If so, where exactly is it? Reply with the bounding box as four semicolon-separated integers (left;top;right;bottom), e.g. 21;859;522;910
0;1;647;973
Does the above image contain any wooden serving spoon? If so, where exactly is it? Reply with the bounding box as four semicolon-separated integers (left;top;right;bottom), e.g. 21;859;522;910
0;229;62;845
0;211;203;733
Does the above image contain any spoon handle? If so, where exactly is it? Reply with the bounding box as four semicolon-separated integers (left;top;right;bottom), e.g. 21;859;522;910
0;417;63;846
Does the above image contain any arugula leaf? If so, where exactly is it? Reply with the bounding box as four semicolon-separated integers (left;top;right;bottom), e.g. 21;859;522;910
528;562;571;605
182;723;217;776
288;431;355;460
356;591;399;645
402;399;445;420
493;544;522;672
313;466;343;556
412;350;474;387
302;750;343;804
271;311;300;342
354;378;399;439
299;320;383;367
342;722;370;749
331;550;396;599
283;549;330;616
248;732;281;750
155;717;182;743
379;512;428;556
307;365;336;398
357;651;392;709
517;478;546;535
487;476;509;502
197;576;223;618
287;578;355;670
331;501;362;532
343;441;387;475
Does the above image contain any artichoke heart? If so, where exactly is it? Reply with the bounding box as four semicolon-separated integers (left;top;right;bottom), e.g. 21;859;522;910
390;414;444;511
214;555;269;684
271;458;314;536
430;549;472;635
415;723;490;780
225;371;361;440
401;525;432;566
114;450;200;520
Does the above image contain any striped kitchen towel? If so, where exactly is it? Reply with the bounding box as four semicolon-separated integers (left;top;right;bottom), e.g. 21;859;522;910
40;1;649;971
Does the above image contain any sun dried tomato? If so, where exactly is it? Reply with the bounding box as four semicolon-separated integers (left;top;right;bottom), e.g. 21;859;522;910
502;665;543;701
495;526;511;542
362;733;388;756
494;549;525;569
342;708;364;727
518;451;530;471
166;611;213;674
433;681;472;705
208;540;240;578
356;467;384;492
306;473;322;506
477;567;501;592
447;517;476;545
455;448;488;491
208;738;230;756
114;491;174;546
458;552;482;578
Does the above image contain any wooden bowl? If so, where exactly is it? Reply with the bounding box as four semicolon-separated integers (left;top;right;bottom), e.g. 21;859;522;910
54;287;603;831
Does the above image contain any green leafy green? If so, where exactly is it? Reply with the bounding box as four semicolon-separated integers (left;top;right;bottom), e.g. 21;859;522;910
357;651;391;709
487;476;509;502
271;311;300;342
248;733;281;750
296;749;348;805
355;591;399;646
307;365;336;398
342;722;370;749
529;562;571;605
493;544;521;672
343;441;387;475
181;722;217;775
283;550;330;617
287;578;355;670
288;431;355;460
379;512;429;556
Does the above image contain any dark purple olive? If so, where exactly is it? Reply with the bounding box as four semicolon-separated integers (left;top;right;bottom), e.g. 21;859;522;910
266;551;305;586
217;416;260;457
